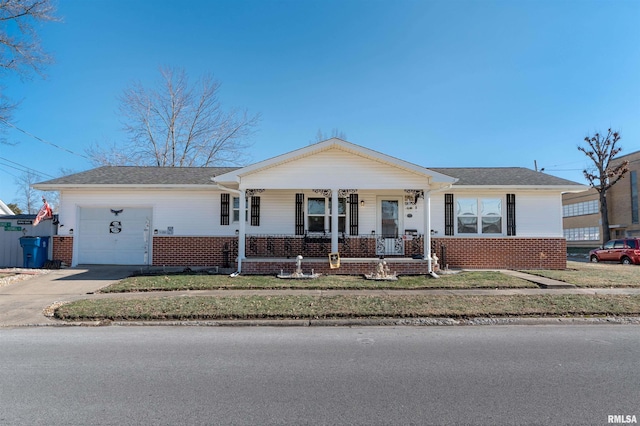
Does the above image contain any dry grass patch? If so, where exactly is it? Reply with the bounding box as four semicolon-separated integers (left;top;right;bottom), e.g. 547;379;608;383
524;261;640;288
100;271;536;293
54;294;640;322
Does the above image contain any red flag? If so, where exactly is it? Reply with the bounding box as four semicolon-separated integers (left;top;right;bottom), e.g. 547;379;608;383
33;199;52;226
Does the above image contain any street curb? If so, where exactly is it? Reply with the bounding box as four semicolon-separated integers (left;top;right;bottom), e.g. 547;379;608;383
5;316;640;328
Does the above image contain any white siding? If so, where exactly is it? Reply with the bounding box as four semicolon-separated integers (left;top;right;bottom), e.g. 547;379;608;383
59;190;236;237
247;190;416;236
516;192;563;237
241;148;431;190
430;190;563;237
58;188;564;240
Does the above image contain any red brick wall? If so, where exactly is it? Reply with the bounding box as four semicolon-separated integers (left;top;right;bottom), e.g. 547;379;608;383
152;236;237;267
431;237;566;270
54;235;567;271
52;236;73;266
241;259;430;276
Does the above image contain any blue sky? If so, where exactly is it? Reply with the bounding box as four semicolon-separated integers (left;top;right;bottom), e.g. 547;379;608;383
1;0;639;207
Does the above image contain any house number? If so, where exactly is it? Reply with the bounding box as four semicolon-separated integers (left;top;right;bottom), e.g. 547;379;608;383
109;221;122;234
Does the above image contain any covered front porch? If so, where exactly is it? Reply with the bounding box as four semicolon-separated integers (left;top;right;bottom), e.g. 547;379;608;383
242;232;425;258
241;232;430;275
211;139;458;274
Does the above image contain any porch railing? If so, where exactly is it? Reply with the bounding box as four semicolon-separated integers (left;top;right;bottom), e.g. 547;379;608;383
243;234;425;258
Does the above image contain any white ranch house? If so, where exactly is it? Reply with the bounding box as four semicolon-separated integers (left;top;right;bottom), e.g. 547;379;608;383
34;139;587;273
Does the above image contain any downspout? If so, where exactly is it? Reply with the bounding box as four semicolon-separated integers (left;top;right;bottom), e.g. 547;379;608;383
214;182;245;274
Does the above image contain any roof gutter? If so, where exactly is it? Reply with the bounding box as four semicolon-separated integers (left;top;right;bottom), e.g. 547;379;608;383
214;181;245;275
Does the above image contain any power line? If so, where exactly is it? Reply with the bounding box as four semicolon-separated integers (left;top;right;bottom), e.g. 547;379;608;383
0;156;56;178
0;165;20;180
0;118;89;159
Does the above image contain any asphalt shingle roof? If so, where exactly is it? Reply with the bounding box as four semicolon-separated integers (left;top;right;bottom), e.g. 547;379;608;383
429;167;582;186
35;165;583;188
36;166;240;186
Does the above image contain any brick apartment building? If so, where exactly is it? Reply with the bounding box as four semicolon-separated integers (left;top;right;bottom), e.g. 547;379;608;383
563;150;640;248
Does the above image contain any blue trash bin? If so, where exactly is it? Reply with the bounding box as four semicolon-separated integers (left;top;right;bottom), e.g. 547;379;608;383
19;236;50;268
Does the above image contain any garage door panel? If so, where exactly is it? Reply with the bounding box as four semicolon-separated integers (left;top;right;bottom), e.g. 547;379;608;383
77;207;151;265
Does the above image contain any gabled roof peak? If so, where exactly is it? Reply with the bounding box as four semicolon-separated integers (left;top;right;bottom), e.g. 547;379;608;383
213;138;457;185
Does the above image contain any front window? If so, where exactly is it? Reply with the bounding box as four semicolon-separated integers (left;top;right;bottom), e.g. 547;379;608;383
481;199;502;233
307;198;346;233
457;198;502;234
307;198;326;232
457;198;477;233
233;197;248;222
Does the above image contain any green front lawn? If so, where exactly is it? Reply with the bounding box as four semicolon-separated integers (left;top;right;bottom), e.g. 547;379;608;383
54;293;640;322
99;271;537;293
524;261;640;288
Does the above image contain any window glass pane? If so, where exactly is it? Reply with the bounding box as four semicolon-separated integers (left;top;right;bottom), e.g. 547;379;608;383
481;199;501;216
456;199;477;216
482;217;502;233
458;217;477;233
338;198;346;215
233;211;239;222
308;216;324;232
328;198;347;215
381;200;399;237
330;217;347;233
233;197;239;209
308;198;325;215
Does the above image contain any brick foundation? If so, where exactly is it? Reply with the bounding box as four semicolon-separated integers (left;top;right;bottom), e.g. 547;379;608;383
53;235;567;271
431;237;567;270
241;258;430;276
52;236;73;266
152;236;238;267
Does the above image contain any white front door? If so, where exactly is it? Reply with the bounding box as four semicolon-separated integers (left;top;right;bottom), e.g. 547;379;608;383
377;198;404;255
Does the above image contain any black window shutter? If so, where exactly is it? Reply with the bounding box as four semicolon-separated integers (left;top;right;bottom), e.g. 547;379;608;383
221;193;230;226
507;193;516;236
444;193;454;236
250;196;260;226
349;193;359;235
295;193;304;235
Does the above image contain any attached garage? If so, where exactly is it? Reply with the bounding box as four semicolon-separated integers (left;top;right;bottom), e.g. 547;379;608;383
76;207;152;265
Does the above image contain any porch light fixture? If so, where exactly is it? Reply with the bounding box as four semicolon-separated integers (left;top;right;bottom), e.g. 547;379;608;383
360;200;365;207
235;230;239;236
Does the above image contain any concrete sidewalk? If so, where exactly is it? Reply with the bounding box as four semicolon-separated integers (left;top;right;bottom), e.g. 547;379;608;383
2;266;640;327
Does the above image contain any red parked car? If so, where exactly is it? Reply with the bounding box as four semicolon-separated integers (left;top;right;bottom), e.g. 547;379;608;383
589;238;640;265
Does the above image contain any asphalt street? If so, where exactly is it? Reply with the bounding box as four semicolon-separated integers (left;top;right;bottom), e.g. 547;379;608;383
1;325;638;425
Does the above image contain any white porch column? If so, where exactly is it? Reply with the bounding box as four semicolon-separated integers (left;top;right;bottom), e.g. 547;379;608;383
331;188;339;253
424;190;432;272
238;189;247;267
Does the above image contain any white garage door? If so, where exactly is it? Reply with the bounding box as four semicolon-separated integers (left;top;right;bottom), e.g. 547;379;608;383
77;207;152;265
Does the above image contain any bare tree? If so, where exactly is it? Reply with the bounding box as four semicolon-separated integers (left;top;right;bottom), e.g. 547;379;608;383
578;128;629;243
85;140;133;166
88;67;260;167
14;168;59;213
0;0;58;125
14;170;42;213
312;128;347;144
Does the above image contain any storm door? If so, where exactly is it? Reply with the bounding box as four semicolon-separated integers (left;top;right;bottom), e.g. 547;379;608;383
377;198;404;256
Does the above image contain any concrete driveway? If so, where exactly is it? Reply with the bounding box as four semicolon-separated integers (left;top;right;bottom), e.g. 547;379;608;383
0;265;136;327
